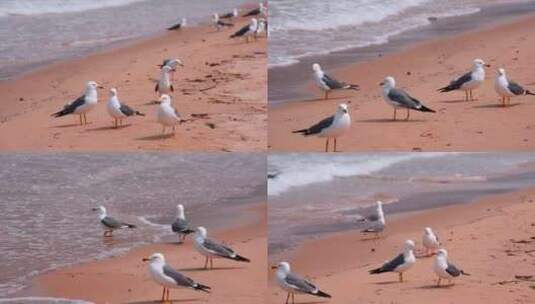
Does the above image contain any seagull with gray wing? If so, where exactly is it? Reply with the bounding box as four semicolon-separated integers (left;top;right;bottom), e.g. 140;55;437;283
313;63;359;99
369;240;416;282
167;18;186;31
381;76;435;121
273;262;331;304
292;103;351;152
193;226;250;269
106;88;145;128
92;206;136;237
51;81;103;125
360;201;385;238
143;253;210;302
438;58;490;101
422;227;440;256
494;68;535;107
433;249;470;286
171;204;194;243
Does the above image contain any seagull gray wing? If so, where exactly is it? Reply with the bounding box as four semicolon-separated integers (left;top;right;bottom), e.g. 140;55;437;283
445;262;462;277
439;72;472;92
507;80;525;95
171;218;190;233
362;219;384;233
119;104;135;116
387;88;422;109
101;216;124;229
163;265;197;287
203;238;235;258
322;74;346;89
293;115;334;136
378;254;404;272
52;95;86;117
285;273;318;294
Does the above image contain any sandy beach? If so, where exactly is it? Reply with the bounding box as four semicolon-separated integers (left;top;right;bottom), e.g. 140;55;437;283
0;17;266;152
269;14;535;151
267;188;535;304
21;203;266;304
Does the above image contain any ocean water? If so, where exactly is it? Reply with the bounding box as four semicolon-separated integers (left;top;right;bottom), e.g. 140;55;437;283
0;153;266;297
268;153;535;254
268;0;532;67
0;0;250;79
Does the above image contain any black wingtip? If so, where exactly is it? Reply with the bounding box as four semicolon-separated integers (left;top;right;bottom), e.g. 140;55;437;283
127;224;136;229
369;268;382;274
233;255;251;263
460;270;470;276
194;283;211;293
135;111;146;117
526;90;535;96
314;290;331;298
418;105;436;113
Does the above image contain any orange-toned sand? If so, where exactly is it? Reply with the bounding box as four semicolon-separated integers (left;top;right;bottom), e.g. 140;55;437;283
0;18;266;152
269;15;535;151
24;203;266;303
267;189;535;304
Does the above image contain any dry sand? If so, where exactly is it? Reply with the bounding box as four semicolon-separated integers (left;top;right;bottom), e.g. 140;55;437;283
0;18;266;152
267;188;535;304
22;203;267;303
269;15;535;152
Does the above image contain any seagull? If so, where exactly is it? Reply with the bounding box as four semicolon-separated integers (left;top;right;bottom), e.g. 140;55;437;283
494;68;535;106
381;76;435;120
171;204;194;243
292;103;351;152
158;58;184;82
360;201;385;238
106;88;145;128
51;81;103;125
438;58;490;101
213;13;233;30
157;94;182;135
193;226;250;269
92;206;136;237
313;63;359;99
230;18;258;43
243;3;265;17
255;18;267;39
369;240;416;282
167;18;187;31
433;249;470;286
220;8;239;19
422;227;440;256
143;253;210;302
155;66;173;96
273;262;331;304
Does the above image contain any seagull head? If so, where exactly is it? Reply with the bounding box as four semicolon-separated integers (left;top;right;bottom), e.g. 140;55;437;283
473;58;490;68
176;204;185;218
109;88;118;97
337;103;349;115
380;76;395;88
174;59;184;67
86;81;104;90
404;239;415;251
213;13;219;21
497;68;506;76
159;94;171;105
312;63;322;73
424;227;433;235
162;65;172;73
181;18;187;26
233;8;239;16
251;18;258;27
142;252;165;263
272;261;290;273
195;226;208;238
436;248;448;258
92;205;106;216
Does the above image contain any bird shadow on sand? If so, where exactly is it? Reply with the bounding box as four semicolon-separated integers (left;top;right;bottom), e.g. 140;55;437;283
416;284;454;290
86;124;131;132
137;133;176;141
143;100;161;106
292;301;330;304
373;280;402;285
472;103;521;109
127;298;202;304
179;266;244;272
356;118;426;123
53;123;84;128
438;99;470;104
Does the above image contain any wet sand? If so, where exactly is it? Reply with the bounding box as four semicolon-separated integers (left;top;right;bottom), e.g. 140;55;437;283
23;203;267;304
0;18;266;152
268;14;535;151
268;188;535;304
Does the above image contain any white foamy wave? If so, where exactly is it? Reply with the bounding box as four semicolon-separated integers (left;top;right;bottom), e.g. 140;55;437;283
0;297;93;304
0;0;145;18
268;153;450;196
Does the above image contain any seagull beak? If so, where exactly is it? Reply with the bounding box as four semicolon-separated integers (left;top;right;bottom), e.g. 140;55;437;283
485;64;491;68
271;266;277;269
91;208;98;211
96;83;105;89
142;258;150;262
379;82;384;86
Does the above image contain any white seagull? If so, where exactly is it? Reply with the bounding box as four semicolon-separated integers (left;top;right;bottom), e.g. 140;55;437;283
106;88;145;128
143;253;210;302
158;58;184;82
369;240;416;282
230;18;258;42
157;94;182;135
360;201;386;238
433;249;470;287
438;58;490;101
494;68;535;106
243;3;265;17
171;204;194;243
255;18;267;39
51;81;103;125
273;262;331;304
313;63;359;99
193;226;250;269
422;227;440;256
220;8;239;19
292;103;351;152
167;17;187;31
381;76;435;121
213;13;233;30
91;205;136;237
155;66;174;96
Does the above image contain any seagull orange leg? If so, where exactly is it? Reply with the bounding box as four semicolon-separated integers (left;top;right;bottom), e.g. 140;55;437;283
285;292;290;304
325;138;329;152
406;109;410;121
393;109;397;121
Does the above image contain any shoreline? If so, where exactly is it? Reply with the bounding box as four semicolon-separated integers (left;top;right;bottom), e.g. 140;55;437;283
0;17;267;152
268;1;535;104
268;187;535;303
17;203;267;303
268;13;535;151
